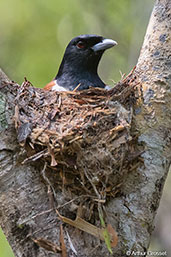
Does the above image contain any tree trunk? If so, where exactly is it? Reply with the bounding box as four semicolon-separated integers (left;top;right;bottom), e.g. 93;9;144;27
0;0;170;256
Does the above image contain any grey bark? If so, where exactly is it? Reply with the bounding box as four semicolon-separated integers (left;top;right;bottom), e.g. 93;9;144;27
0;0;170;256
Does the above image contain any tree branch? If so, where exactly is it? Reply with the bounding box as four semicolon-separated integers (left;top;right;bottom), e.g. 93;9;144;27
0;0;170;256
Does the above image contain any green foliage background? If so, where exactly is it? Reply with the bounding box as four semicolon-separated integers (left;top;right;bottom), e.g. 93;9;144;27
0;0;154;256
0;0;154;87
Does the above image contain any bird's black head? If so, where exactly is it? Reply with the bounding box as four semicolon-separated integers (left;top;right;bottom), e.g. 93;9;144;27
56;34;117;90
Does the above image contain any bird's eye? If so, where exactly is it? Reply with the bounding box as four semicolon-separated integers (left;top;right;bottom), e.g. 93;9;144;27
76;41;86;49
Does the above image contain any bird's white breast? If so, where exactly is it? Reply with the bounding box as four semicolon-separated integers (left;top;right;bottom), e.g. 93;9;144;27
105;85;111;90
52;80;67;91
52;80;111;91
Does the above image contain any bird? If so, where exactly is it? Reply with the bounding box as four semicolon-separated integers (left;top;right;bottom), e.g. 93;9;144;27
44;34;117;91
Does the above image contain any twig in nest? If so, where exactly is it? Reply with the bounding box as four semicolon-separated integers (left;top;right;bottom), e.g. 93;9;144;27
32;238;61;253
41;162;57;203
22;149;48;164
83;167;101;200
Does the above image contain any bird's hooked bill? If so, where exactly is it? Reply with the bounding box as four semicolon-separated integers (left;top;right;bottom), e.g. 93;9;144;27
91;38;117;52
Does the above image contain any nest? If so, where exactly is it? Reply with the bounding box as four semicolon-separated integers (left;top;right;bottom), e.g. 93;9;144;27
14;70;139;219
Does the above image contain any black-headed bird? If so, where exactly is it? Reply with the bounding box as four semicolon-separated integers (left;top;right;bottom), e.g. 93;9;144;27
44;34;117;91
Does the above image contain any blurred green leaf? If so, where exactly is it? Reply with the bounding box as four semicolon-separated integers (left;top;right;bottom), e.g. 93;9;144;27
0;229;14;257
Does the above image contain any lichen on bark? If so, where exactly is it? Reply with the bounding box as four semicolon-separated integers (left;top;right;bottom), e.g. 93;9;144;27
0;93;8;130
